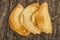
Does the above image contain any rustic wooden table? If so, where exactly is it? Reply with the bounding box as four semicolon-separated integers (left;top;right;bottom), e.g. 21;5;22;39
0;0;60;40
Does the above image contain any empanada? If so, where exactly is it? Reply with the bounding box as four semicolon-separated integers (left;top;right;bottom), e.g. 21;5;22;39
34;2;52;34
22;3;41;34
8;4;30;36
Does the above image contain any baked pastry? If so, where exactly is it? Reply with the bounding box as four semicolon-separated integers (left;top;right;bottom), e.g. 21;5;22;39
8;4;30;36
22;3;41;34
8;2;52;36
34;2;52;34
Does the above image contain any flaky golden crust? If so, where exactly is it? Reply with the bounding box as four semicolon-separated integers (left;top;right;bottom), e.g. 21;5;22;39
8;2;52;36
22;3;41;34
8;3;30;36
34;2;52;34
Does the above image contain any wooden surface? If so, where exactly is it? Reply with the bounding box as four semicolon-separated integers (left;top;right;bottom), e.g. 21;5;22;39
0;0;60;40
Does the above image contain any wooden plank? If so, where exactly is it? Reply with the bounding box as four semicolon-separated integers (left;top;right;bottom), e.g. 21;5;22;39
56;0;60;40
0;0;60;40
0;0;9;40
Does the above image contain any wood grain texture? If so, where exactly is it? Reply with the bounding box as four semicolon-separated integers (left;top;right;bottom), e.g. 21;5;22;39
0;0;60;40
